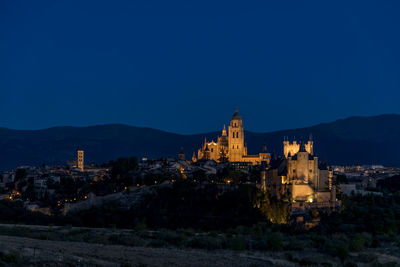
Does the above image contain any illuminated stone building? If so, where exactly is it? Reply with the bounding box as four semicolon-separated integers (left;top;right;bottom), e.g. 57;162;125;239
266;138;336;210
76;148;84;171
194;109;270;165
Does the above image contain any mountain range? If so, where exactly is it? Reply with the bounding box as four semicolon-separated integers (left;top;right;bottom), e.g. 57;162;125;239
1;114;400;171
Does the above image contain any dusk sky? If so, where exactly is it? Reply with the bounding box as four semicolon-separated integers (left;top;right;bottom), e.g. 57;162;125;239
1;1;399;134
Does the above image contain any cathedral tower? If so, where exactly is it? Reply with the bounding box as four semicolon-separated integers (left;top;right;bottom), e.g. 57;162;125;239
228;108;245;161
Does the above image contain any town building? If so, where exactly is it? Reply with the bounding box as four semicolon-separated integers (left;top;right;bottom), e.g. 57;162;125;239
77;148;84;171
178;147;185;161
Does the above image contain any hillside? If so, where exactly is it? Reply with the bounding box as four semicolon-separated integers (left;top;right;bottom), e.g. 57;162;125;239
1;114;400;170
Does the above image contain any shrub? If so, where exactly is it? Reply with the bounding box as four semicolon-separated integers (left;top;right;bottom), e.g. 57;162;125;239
252;237;268;250
230;236;248;251
187;236;223;250
284;238;306;251
147;239;168;248
0;251;18;263
299;257;315;266
284;252;295;262
159;230;187;247
266;233;283;251
355;253;378;263
349;233;371;252
108;233;145;247
336;246;349;263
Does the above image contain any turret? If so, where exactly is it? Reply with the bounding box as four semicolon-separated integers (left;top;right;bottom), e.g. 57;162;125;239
204;144;210;160
192;152;197;163
262;144;267;153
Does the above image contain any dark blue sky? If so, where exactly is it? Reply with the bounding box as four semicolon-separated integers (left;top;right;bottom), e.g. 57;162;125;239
1;1;399;134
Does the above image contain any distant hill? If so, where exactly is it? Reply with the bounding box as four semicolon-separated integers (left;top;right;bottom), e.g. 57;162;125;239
1;114;400;171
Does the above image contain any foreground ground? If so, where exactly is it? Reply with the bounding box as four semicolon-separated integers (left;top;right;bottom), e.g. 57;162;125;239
0;224;399;266
0;234;300;267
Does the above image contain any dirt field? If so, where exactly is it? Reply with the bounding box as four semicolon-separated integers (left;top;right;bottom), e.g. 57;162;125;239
0;234;295;266
0;224;399;266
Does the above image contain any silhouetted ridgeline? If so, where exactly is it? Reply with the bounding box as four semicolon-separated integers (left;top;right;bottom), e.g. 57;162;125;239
1;114;400;170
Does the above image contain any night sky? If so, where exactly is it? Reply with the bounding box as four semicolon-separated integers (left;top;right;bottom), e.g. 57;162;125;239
1;1;399;134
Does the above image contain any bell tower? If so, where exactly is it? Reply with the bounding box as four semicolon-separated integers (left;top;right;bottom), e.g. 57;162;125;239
228;108;245;161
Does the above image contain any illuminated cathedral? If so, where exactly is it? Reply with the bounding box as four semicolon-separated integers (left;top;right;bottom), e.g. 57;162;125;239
193;109;270;165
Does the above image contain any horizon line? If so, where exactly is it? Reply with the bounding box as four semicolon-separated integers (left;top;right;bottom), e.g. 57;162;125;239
0;113;399;135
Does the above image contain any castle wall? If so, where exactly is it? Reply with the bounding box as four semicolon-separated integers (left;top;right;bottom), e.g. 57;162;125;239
291;184;314;202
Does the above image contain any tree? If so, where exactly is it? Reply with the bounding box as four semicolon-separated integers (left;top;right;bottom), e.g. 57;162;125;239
256;190;289;224
218;149;228;163
336;174;348;184
110;156;138;184
15;168;27;181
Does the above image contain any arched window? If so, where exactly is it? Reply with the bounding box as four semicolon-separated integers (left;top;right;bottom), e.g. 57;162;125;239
237;145;239;149
236;132;239;138
211;148;213;152
232;145;234;149
234;123;236;127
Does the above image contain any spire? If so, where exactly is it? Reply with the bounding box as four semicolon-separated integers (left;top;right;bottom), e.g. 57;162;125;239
222;125;227;136
262;144;267;153
231;108;242;120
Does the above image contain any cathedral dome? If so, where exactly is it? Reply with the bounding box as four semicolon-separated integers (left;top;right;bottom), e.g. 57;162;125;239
231;108;242;120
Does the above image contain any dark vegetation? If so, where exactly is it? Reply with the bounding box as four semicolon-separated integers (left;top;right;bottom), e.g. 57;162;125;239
1;192;400;265
377;174;400;193
0;184;400;261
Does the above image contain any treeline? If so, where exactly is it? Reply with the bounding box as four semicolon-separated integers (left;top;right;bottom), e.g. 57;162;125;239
0;180;287;230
